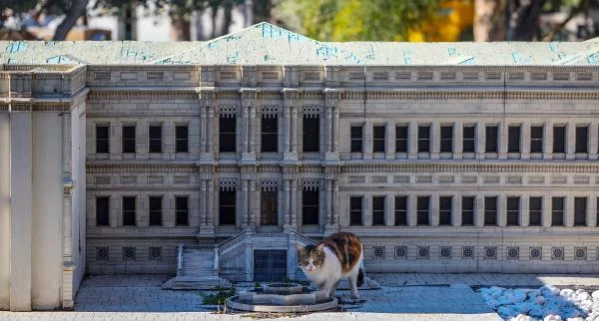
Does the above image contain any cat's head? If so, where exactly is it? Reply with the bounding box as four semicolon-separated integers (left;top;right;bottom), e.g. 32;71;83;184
296;244;325;272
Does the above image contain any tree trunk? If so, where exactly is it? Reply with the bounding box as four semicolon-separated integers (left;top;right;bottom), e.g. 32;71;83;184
53;0;89;40
474;0;506;41
221;2;233;35
171;12;191;41
508;0;547;41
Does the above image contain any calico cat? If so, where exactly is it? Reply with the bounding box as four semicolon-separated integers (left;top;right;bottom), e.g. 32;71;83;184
296;232;364;299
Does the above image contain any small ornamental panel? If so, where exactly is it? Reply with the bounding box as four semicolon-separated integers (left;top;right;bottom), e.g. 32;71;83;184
462;246;474;259
530;247;542;260
96;247;109;261
507;247;519;260
395;246;407;259
484;246;497;260
123;247;136;261
551;247;564;261
373;246;385;259
417;246;429;259
440;246;452;259
574;247;587;261
149;247;162;260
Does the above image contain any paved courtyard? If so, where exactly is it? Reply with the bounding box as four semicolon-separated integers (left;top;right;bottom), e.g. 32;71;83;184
2;273;599;320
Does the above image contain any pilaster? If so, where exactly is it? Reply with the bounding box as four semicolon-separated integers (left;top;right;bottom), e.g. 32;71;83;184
241;166;257;230
324;89;342;161
240;88;257;162
544;121;554;159
452;195;461;226
283;89;299;161
198;166;215;236
542;194;552;227
521;196;530;227
324;165;340;235
566;123;575;160
198;89;216;162
10;112;32;311
522;122;531;160
453;121;462;160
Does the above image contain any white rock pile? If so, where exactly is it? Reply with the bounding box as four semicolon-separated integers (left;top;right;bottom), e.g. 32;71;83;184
480;285;599;321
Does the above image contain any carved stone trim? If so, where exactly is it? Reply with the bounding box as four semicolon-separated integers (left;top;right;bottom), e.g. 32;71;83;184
302;105;322;117
342;91;599;101
342;163;599;174
87;163;196;173
302;179;320;191
88;90;197;101
260;179;280;191
219;178;239;191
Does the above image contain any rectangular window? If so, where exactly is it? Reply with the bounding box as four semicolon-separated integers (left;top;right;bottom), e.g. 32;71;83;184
485;125;498;153
484;196;497;226
219;190;236;225
261;116;278;152
529;197;542;226
418;125;430;153
551;197;564;226
508;125;521;153
461;196;475;226
175;125;189;153
219;116;237;152
122;125;136;154
372;196;385;226
574;197;587;226
96;125;109;154
440;125;453;153
302;190;319;225
395;125;408;152
530;126;544;153
176;196;189;226
260;191;278;226
303;116;320;152
122;196;136;226
576;126;588;153
350;196;363;226
439;196;452;226
373;125;386;153
96;197;109;226
350;125;363;153
149;125;162;153
149;196;162;226
417;196;429;225
394;196;407;226
507;197;520;226
463;125;476;153
553;125;566;153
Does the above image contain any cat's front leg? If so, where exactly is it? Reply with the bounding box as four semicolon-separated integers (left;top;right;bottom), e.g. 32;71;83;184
328;280;340;298
349;272;360;300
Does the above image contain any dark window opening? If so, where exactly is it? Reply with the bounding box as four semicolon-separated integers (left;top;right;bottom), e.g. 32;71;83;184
484;196;497;226
394;196;407;226
530;126;544;153
576;126;588;153
553;126;566;153
551;197;564;226
149;125;162;153
463;125;476;153
350;125;363;153
529;197;542;226
260;191;278;226
574;197;587;226
96;197;109;226
372;196;385;226
122;196;136;226
350;196;363;226
373;125;386;153
461;196;475;226
418;125;430;153
149;196;162;226
507;197;520;226
176;196;189;226
303;116;320;152
439;196;452;226
219;116;237;153
440;125;453;153
96;125;109;154
302;190;319;225
176;125;189;153
485;125;498;153
508;126;521;153
417;196;429;225
122;125;136;154
395;125;408;152
219;190;236;225
261;116;278;152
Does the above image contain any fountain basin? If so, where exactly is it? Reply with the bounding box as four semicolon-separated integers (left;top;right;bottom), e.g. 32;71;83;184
226;282;339;312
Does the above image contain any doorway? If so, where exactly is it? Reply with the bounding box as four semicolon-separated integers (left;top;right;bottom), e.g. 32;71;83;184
253;250;287;282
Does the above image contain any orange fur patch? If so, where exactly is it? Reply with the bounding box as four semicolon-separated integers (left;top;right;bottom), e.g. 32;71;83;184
321;232;362;274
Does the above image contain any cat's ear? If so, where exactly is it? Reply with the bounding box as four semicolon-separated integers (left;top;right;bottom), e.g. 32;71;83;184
316;243;325;251
296;244;305;252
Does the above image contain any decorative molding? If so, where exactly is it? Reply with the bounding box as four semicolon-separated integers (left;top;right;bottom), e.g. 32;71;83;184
88;90;197;101
87;163;196;173
219;178;238;191
302;179;320;191
341;163;599;174
260;179;280;191
342;91;599;101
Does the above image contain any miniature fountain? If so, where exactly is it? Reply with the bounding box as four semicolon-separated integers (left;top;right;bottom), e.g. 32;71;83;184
225;282;339;312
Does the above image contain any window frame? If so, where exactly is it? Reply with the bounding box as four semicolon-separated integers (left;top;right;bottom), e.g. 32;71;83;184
122;125;136;154
484;196;497;226
302;189;320;225
350;196;363;226
175;195;189;226
462;124;476;153
302;115;320;153
529;196;542;226
372;196;385;226
485;125;498;153
551;197;565;226
395;125;409;153
350;124;364;153
96;124;110;154
507;125;521;153
373;125;386;153
417;196;430;226
461;196;475;226
418;125;431;153
261;116;278;153
440;125;453;153
175;124;189;153
530;125;544;153
148;124;163;153
122;196;136;226
149;196;163;226
96;196;110;226
394;196;407;226
439;196;452;226
219;116;237;153
506;196;520;226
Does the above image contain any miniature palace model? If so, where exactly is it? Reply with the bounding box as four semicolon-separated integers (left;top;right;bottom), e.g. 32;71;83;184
1;22;599;311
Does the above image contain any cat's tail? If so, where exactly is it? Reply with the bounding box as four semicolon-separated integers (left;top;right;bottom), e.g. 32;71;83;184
357;260;365;287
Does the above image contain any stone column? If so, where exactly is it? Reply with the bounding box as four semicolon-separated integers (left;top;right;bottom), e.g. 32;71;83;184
542;194;552;227
454;121;463;160
241;167;256;229
430;194;439;226
565;196;574;227
452;195;461;226
544;121;553;160
590;121;598;161
199;90;216;161
290;178;298;229
431;122;439;160
407;194;416;226
408;122;418;160
475;195;485;227
521;196;530;227
566;123;575;160
240;89;257;161
497;195;507;227
199;170;215;236
522;122;531;160
283;89;299;160
499;121;507;159
10;112;32;311
588;195;597;227
386;124;395;160
386;195;394;226
61;112;74;310
476;121;485;160
325;89;341;161
283;180;290;228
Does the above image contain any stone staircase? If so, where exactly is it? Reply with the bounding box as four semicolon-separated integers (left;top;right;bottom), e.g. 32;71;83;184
162;245;231;290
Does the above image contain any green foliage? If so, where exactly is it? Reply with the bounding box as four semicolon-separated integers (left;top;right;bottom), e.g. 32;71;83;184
281;276;291;284
275;0;442;41
254;281;262;288
201;286;236;305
